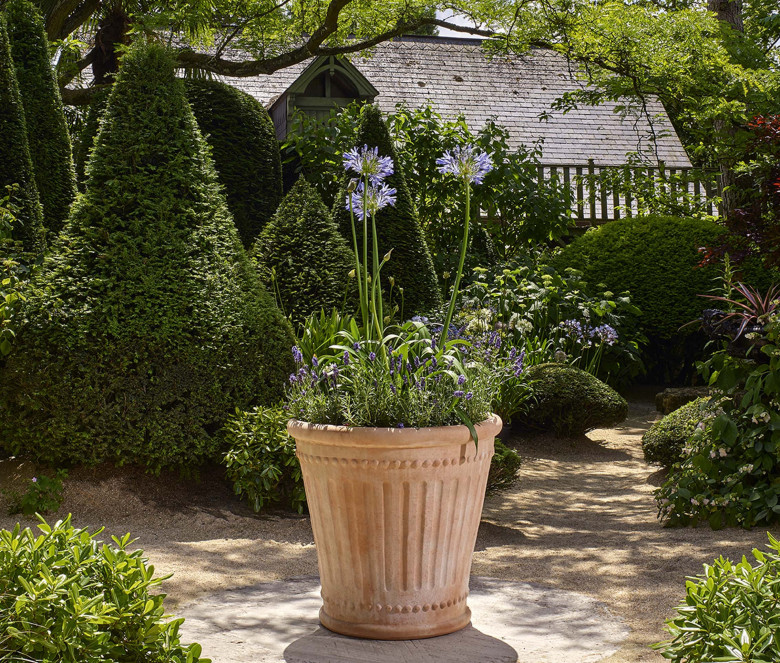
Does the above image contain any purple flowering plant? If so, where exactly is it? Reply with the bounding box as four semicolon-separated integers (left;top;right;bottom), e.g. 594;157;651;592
286;143;501;435
285;323;493;429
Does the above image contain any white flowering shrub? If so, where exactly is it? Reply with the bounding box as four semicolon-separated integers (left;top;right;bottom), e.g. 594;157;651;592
458;262;644;387
656;314;780;528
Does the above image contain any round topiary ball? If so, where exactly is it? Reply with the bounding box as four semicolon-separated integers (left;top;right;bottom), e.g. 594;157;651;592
642;396;711;468
521;363;628;436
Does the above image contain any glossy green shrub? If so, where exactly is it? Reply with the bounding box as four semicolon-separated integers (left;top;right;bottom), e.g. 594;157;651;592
656;315;780;529
0;516;209;662
332;105;441;318
253;178;354;326
4;0;76;235
642;397;710;468
0;15;44;253
222;405;305;513
487;439;522;493
0;44;294;471
185;79;282;247
657;534;780;662
520;363;628;436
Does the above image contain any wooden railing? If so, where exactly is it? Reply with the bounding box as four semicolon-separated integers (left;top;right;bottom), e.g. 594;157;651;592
534;160;721;227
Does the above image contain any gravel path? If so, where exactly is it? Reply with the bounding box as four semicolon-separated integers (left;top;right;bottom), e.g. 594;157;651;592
1;399;778;661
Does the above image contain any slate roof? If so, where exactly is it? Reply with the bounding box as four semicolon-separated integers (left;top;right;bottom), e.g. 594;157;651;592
223;36;691;168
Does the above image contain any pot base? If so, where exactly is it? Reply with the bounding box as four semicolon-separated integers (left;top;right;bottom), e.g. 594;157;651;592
319;606;472;640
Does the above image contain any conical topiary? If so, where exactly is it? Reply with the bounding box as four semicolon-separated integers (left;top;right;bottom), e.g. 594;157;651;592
73;88;110;190
0;14;44;253
253;177;355;326
333;105;440;318
185;79;283;247
0;43;295;471
5;0;76;236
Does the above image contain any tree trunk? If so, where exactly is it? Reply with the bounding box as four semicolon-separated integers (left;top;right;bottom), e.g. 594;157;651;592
90;7;131;85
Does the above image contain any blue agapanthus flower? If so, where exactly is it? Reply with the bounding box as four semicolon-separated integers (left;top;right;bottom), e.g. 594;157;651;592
346;181;397;220
343;145;394;184
436;145;493;185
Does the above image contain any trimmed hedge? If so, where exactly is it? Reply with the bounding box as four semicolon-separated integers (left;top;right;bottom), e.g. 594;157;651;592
333;104;441;318
253;178;354;325
555;215;774;380
642;397;710;468
5;0;76;236
0;14;44;253
185;79;282;247
0;517;208;661
556;216;731;342
73;88;109;189
520;363;628;436
0;44;294;471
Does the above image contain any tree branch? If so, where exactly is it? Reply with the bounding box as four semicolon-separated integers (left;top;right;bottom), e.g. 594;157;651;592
176;16;505;78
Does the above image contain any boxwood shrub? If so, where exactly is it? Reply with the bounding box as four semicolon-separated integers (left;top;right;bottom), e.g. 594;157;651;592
0;516;209;662
253;178;355;326
555;215;773;380
642;396;710;468
519;363;628;436
0;14;44;253
4;0;76;236
0;44;294;471
332;104;441;318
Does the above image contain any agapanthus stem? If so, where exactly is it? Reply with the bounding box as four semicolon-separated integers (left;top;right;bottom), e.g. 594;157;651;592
362;175;370;339
441;180;471;341
349;194;367;334
371;212;384;339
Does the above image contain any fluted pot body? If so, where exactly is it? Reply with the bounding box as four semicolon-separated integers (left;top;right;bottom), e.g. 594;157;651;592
288;415;502;640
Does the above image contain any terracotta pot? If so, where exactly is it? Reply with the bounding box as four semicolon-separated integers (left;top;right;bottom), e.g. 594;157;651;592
288;414;502;640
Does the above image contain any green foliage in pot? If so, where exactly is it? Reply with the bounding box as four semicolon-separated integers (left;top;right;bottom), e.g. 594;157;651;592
4;0;76;236
519;363;628;436
253;178;355;327
642;397;711;468
555;215;773;380
487;439;522;493
332;105;441;319
0;43;294;471
185;79;283;247
656;313;780;529
222;405;305;513
0;15;44;254
0;516;209;662
656;534;780;662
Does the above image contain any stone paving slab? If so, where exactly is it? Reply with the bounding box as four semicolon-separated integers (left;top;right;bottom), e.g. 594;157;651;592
179;576;629;663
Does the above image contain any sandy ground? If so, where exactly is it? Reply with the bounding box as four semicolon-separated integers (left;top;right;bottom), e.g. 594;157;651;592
1;399;778;662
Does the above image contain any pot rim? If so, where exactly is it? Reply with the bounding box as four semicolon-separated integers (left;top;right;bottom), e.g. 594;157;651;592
287;414;502;449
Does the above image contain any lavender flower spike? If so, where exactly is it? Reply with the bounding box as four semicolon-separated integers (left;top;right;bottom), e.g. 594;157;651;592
346;181;397;220
436;145;493;185
343;145;394;184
